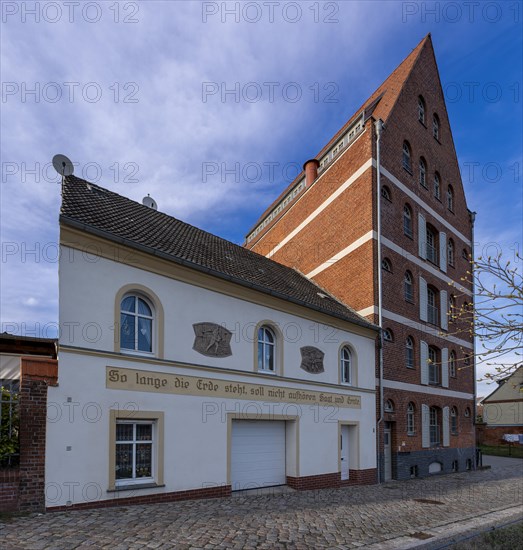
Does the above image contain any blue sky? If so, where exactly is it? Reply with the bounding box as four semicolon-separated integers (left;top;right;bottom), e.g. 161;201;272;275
1;1;521;395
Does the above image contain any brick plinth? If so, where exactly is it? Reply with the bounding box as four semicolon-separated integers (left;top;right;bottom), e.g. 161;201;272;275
287;469;377;490
47;484;232;512
0;469;20;512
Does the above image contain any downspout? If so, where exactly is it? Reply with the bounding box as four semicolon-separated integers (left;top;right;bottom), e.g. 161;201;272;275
470;210;478;467
375;119;384;483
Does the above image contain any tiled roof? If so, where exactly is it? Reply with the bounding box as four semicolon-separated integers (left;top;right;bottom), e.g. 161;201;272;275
60;175;377;331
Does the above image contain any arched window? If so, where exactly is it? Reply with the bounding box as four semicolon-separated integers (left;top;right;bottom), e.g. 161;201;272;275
447;238;455;266
381;185;391;201
258;325;276;372
384;399;394;412
383;328;394;342
427;286;439;325
428;345;439;384
381;258;392;272
430;406;441;446
449;351;457;377
407;402;415;434
419;157;427;187
403;204;413;237
447;185;454;211
434;172;441;200
433;114;440;140
449;294;457;322
406;336;414;368
340;346;352;384
418;96;426;124
120;294;154;353
464;407;471;418
462;248;469;260
451;407;458;434
426;225;438;264
402;141;412;171
404;271;414;302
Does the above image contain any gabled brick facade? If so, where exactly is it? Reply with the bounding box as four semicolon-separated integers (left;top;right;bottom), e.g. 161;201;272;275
245;34;476;480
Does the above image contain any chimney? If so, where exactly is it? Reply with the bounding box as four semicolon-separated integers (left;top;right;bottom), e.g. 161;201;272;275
303;159;319;187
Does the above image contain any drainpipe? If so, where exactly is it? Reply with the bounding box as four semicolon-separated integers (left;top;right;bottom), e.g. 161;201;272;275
470;211;478;467
375;119;384;483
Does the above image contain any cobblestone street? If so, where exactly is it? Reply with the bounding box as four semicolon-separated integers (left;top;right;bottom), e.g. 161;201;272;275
1;461;522;549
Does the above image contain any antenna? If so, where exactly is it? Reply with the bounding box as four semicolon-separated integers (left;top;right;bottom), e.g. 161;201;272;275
52;154;74;185
142;194;158;210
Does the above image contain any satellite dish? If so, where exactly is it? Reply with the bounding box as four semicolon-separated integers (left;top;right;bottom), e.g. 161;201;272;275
142;194;158;210
52;154;74;177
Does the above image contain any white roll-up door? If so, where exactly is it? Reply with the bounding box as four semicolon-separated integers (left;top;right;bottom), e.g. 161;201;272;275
231;420;286;491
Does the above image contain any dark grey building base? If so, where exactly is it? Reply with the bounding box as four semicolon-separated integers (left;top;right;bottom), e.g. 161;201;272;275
380;447;476;481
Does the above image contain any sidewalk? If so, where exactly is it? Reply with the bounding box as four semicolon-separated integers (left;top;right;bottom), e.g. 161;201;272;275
1;464;522;549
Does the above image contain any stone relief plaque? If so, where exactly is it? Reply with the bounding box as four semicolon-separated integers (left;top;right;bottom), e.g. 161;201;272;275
192;323;232;358
300;346;325;374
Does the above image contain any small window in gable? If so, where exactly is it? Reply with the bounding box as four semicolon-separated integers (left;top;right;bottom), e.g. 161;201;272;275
418;96;426;124
403;141;412;172
433;114;440;140
419;157;427;188
434;172;441;200
447;185;454;211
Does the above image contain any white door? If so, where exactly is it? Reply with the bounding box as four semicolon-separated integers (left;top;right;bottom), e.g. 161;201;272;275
231;420;286;491
384;424;392;481
341;425;350;480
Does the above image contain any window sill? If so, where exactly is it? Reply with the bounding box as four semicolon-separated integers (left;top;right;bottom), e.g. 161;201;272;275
419;120;427;129
404;232;414;240
407;432;416;436
403;166;413;176
434;137;441;145
405;297;415;304
108;483;165;493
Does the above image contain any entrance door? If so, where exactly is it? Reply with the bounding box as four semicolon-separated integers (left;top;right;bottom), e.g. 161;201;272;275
384;423;392;481
341;425;350;480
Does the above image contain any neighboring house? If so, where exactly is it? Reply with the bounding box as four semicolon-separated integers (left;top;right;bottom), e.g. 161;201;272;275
477;367;523;445
47;175;379;510
0;334;57;512
245;34;476;479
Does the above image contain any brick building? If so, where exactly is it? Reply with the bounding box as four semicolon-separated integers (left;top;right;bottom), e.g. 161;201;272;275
245;34;476;480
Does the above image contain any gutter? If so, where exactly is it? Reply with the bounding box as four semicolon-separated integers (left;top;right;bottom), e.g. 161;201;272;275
375;119;385;483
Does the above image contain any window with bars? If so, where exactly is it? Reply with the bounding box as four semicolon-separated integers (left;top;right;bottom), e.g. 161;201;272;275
115;421;154;484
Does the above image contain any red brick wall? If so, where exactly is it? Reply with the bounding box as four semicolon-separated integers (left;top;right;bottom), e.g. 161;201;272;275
476;424;523;446
287;468;377;490
0;469;20;512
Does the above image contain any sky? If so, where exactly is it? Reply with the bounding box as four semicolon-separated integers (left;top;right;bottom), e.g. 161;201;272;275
1;0;521;397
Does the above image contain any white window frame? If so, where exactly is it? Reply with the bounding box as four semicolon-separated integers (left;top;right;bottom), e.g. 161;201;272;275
403;205;413;237
419;158;427;188
427;286;439;326
430;406;440;447
258;325;276;373
404;271;414;302
407;403;415;435
120;294;154;355
115;420;155;487
428;346;439;385
340;346;352;385
449;351;457;377
405;337;414;368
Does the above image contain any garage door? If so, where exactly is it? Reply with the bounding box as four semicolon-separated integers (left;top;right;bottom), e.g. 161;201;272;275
231;420;286;491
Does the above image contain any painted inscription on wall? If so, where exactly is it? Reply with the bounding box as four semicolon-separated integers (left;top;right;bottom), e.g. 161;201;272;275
106;367;361;408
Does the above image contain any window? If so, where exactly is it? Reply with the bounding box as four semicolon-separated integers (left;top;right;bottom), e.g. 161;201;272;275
381;258;392;272
385;399;394;412
429;406;441;446
449;351;457;377
120;294;154;353
428;346;439;384
115;421;154;485
404;271;414;302
381;185;391;201
418;96;426;124
406;337;414;368
427;286;439;325
447;238;455;267
466;458;472;471
419;157;427;188
410;465;419;478
110;410;164;491
426;226;438;264
258;325;276;372
434;172;441;200
402;141;412;172
433;114;440;140
464;407;471;418
340;346;352;384
449;295;457;322
407;402;415;434
450;407;458;434
403;204;413;237
447;185;454;211
452;459;459;472
383;328;394;342
462;248;469;260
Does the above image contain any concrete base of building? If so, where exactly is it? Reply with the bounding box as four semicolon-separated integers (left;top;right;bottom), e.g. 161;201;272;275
380;447;477;481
